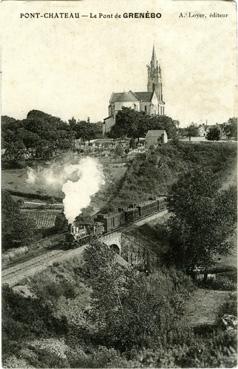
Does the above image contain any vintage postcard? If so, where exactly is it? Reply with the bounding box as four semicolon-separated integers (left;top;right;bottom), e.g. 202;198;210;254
1;0;237;368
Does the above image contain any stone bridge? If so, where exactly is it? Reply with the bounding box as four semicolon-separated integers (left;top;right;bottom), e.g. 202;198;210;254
100;232;122;254
99;210;168;257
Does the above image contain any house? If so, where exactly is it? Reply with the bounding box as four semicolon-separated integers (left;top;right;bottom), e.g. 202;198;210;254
197;124;207;137
145;130;168;147
103;46;165;135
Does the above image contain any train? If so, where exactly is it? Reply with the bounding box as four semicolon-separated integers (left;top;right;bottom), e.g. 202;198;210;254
63;196;167;249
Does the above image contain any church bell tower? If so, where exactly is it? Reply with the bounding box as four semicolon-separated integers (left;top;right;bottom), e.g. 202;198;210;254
147;45;165;115
147;46;163;102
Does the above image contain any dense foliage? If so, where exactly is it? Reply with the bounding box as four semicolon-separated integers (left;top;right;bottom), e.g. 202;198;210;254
108;140;237;210
167;170;237;270
206;126;221;141
223;117;237;139
2;190;36;250
108;107;177;139
2;111;102;163
83;241;194;351
181;124;199;139
2;243;237;368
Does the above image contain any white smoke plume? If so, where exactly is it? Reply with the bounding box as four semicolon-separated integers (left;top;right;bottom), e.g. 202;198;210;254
26;156;105;223
26;167;37;184
62;158;105;223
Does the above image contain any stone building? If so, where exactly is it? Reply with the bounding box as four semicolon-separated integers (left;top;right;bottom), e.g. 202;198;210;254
103;46;165;135
145;129;168;147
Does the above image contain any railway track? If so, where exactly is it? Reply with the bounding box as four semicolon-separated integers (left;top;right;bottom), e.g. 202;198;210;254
2;250;65;286
2;246;88;287
2;209;168;287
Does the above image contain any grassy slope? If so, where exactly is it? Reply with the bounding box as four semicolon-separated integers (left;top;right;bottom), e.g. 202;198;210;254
184;289;233;327
109;141;237;209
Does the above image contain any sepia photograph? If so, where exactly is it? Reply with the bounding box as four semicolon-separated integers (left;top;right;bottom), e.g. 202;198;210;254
1;0;237;367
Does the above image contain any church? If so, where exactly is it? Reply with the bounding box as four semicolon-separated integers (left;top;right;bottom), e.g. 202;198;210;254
103;46;165;135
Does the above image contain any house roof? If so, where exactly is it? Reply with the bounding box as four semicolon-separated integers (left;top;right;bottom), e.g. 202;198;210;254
146;130;167;138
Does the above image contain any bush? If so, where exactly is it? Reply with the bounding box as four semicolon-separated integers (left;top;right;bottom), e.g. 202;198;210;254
198;274;237;291
218;293;237;317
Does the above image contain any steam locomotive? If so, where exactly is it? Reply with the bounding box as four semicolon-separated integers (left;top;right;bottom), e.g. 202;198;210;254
63;196;167;249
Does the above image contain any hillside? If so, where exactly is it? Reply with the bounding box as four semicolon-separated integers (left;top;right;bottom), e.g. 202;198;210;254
108;141;237;209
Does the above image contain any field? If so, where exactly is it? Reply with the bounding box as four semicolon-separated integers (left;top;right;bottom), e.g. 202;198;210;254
2;168;63;198
2;154;129;214
184;288;233;327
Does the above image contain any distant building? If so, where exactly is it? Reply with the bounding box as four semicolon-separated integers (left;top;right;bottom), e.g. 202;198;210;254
103;46;165;135
145;130;168;147
197;124;206;137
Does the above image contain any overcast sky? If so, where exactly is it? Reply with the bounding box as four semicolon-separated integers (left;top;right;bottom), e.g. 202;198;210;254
1;0;237;127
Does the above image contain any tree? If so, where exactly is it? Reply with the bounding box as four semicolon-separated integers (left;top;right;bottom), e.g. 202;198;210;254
167;170;237;271
129;137;137;149
2;190;36;249
206;126;221;141
224;117;237;140
72;121;101;141
147;115;177;139
68;116;77;129
109;108;143;138
109;107;177;139
83;241;191;351
4;140;26;161
18;129;40;149
114;144;124;157
35;139;55;160
186;124;199;141
2;110;77;162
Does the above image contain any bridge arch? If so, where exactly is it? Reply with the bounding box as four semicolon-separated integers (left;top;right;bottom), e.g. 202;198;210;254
109;243;120;254
100;232;122;255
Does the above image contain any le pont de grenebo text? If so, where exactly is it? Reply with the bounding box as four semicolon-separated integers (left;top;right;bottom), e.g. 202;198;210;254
19;12;162;19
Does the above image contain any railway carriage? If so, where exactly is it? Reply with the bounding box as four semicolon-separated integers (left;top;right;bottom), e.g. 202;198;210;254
95;211;126;233
137;199;158;217
157;196;167;211
63;196;167;248
124;206;140;223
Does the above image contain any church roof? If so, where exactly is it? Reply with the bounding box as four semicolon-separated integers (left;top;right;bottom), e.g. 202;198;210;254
134;92;153;102
110;91;154;103
110;91;138;103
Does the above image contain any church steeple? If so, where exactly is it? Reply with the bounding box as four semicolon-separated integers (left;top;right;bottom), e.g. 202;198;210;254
151;45;157;68
147;46;163;102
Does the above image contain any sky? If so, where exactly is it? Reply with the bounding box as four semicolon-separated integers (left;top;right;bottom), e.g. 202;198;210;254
0;0;237;127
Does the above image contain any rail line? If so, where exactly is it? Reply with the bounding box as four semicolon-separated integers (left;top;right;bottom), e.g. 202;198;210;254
2;209;168;287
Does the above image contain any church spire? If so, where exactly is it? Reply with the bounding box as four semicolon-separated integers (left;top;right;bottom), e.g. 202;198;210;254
151;44;158;68
147;45;165;114
147;46;161;98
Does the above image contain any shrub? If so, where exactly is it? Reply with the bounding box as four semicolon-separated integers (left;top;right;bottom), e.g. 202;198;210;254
198;274;237;291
